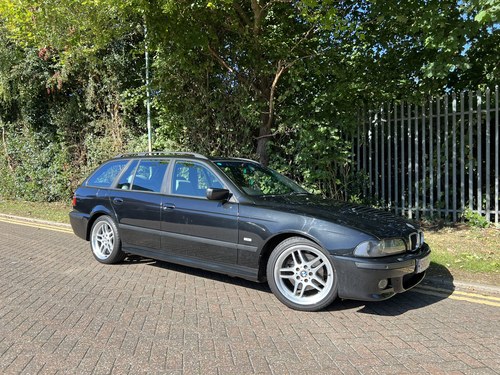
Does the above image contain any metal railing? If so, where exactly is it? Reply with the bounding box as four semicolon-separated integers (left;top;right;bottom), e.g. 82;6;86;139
353;87;499;224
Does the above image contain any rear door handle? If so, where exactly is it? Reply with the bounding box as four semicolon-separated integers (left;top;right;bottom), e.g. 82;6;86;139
112;198;124;205
162;203;176;210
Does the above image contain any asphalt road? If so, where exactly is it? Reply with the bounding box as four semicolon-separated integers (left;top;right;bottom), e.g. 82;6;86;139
0;217;499;374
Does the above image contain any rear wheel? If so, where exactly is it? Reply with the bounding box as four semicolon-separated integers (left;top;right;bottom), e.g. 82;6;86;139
267;237;338;311
90;216;125;264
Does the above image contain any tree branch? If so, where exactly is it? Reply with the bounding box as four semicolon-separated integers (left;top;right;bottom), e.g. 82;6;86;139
233;3;251;27
251;0;263;34
1;125;14;172
207;44;263;97
290;25;317;54
266;60;287;130
207;44;236;74
254;129;280;140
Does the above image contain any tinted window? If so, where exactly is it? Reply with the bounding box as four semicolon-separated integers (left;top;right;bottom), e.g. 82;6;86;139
86;160;128;188
215;161;308;196
131;160;169;193
116;160;139;190
172;161;224;197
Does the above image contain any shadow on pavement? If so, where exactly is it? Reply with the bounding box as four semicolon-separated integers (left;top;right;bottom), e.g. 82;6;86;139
422;261;457;289
123;256;455;316
144;258;273;294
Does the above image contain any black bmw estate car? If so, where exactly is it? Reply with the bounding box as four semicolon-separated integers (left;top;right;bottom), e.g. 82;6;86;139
70;152;431;311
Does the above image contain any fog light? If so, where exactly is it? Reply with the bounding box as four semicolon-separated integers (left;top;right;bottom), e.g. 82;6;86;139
378;279;388;289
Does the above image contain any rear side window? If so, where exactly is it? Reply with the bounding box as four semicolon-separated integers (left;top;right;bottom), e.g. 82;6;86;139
116;160;139;190
86;160;129;188
131;160;169;193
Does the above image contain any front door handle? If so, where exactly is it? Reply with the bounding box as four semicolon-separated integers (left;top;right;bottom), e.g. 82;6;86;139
162;203;176;210
112;198;124;205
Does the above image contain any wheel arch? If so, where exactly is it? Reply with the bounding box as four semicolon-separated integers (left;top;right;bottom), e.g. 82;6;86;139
86;206;116;240
257;232;324;282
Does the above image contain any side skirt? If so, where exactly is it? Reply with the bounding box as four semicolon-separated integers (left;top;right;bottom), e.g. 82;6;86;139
123;245;260;282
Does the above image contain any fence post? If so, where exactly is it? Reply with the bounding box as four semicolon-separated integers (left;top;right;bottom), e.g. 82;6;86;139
452;93;457;222
485;88;491;221
460;91;465;218
429;97;434;217
477;90;482;215
401;102;405;216
388;103;392;209
444;94;450;219
414;104;419;220
394;103;399;214
437;96;442;218
468;91;474;211
495;85;499;225
422;103;426;218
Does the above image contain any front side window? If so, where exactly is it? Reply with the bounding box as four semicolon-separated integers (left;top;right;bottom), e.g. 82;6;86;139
215;161;308;196
86;160;129;188
172;161;224;197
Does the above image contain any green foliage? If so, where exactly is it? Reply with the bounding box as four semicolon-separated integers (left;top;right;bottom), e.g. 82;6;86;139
0;21;146;201
462;208;491;228
1;0;499;204
0;124;70;201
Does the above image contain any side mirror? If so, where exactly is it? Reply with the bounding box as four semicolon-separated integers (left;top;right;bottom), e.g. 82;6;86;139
206;188;231;201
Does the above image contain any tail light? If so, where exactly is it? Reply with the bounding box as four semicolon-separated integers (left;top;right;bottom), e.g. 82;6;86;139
72;196;77;207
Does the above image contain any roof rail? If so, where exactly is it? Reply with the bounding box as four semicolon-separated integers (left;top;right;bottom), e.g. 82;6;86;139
114;151;208;159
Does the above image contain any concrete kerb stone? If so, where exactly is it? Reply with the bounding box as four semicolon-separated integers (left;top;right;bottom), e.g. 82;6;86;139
423;276;500;297
0;213;72;228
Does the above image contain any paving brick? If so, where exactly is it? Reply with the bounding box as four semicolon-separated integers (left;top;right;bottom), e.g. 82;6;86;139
0;220;499;374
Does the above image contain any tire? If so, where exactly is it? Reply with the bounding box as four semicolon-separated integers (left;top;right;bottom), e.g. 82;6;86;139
90;216;125;264
267;237;338;311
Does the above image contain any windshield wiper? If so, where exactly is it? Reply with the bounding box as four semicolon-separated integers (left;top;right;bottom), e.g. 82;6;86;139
287;191;310;196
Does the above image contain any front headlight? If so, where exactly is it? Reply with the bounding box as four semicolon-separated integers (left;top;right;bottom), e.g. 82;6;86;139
354;239;406;257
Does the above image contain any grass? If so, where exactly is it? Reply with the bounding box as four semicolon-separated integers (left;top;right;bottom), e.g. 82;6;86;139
0;199;498;285
423;225;500;285
0;199;71;224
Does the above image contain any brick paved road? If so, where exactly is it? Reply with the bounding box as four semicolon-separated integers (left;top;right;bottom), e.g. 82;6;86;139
0;220;499;374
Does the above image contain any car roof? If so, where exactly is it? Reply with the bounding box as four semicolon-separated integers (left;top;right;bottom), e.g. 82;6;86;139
113;152;208;160
211;157;259;164
113;152;260;165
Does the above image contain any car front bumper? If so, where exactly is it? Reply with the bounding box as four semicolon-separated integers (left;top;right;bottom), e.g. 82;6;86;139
332;244;431;301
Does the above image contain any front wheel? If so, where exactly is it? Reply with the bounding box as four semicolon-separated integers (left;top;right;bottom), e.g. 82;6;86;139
90;216;125;264
267;237;338;311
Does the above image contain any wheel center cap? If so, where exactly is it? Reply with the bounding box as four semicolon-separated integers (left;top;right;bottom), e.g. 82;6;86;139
300;270;308;278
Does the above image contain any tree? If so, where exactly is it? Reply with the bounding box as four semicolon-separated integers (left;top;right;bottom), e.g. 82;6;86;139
0;0;498;200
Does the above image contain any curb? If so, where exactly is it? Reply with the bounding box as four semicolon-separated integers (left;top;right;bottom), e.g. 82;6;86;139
422;276;500;296
0;213;71;228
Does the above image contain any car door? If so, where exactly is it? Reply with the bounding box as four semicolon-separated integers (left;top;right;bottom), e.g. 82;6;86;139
110;159;169;251
160;160;239;264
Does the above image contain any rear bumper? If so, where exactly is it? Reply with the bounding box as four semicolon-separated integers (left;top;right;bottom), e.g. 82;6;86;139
69;211;89;240
332;244;431;301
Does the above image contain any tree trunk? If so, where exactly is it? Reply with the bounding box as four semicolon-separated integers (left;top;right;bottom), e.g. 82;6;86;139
256;111;271;166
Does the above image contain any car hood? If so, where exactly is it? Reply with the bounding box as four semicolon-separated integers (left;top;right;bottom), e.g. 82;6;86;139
254;194;419;239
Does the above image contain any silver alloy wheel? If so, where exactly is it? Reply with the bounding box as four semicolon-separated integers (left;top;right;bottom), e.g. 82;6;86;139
91;220;115;260
273;243;335;306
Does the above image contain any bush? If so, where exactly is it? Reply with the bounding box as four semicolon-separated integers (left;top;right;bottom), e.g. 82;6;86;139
462;208;490;228
0;124;71;201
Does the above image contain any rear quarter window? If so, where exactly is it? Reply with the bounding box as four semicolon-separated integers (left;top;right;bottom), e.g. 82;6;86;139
86;160;129;188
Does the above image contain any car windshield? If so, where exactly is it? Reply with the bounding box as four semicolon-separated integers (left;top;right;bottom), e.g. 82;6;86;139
214;160;309;196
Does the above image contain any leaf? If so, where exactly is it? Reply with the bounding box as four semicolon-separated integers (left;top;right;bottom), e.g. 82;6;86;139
474;10;489;23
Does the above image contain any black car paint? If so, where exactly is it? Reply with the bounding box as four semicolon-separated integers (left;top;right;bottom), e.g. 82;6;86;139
70;155;430;302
